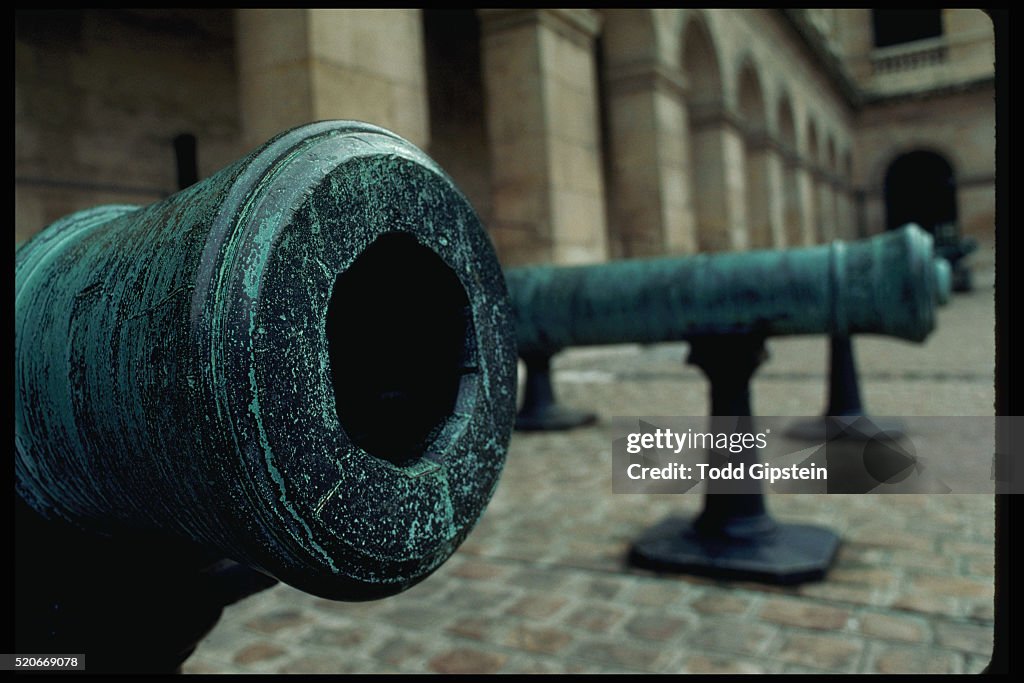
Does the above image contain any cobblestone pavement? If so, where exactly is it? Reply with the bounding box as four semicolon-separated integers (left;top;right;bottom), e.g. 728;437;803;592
184;258;997;674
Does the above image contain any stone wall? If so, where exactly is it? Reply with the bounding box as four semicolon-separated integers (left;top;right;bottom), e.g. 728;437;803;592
15;9;240;244
15;8;996;265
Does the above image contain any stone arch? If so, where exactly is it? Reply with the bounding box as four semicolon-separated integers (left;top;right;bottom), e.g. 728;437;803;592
681;13;735;251
869;141;962;193
736;57;767;133
681;13;723;108
736;58;771;248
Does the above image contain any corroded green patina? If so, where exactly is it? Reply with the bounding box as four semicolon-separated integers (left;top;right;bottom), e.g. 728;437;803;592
15;121;517;601
506;224;944;356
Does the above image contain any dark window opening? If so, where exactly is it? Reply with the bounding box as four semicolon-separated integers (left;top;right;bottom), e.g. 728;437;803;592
872;10;943;48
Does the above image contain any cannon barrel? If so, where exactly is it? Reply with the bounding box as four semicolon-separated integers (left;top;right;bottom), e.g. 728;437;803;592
15;121;516;602
507;224;944;357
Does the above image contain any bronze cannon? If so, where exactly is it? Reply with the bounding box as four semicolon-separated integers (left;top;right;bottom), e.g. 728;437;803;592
14;121;516;669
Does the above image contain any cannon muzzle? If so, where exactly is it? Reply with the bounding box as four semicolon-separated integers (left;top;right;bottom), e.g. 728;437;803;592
15;121;517;602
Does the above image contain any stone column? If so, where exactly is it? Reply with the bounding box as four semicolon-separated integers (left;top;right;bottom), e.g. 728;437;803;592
690;105;748;252
780;148;802;248
766;148;787;248
235;9;429;151
834;181;851;239
479;9;607;266
817;172;834;242
796;165;818;245
745;133;785;249
604;60;694;257
819;174;835;242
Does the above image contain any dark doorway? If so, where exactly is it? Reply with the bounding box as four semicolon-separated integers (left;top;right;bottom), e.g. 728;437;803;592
884;150;957;237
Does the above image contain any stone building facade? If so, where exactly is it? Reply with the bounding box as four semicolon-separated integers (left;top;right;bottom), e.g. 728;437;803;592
15;9;996;266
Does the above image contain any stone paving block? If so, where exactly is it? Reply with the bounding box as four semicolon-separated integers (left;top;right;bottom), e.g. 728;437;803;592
909;573;993;599
506;566;573;591
232;642;288;666
504;593;569;620
774;632;864;671
933;620;995;656
446;614;509;642
967;600;994;621
686;617;778;657
300;624;367;649
682;654;776;674
568;638;670;672
940;539;997;558
869;644;963;674
623;579;691;608
854;612;930;643
622;613;691;641
382;604;452;630
844;527;936;552
757;598;851;630
371;635;427;668
889;592;962;617
688;593;752;616
450;558;511;581
835;543;889;565
965;557;994;577
275;654;368;674
826;566;900;588
438;583;520;613
798;581;885;608
877;548;954;572
582;578;623;600
428;647;509;674
502;623;574;654
498;653;596;674
564;603;628;633
243;608;312;635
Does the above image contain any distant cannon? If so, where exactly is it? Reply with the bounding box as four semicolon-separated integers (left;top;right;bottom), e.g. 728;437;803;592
14;121;516;670
503;226;946;583
506;225;948;430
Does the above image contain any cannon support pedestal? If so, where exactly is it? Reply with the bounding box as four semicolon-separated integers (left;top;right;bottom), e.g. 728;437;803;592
515;353;597;431
629;335;840;585
786;335;906;443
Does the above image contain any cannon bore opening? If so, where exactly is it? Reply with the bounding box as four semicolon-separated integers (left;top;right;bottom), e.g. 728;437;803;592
327;233;475;467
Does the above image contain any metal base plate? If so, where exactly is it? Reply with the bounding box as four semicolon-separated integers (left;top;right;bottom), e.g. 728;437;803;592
514;405;597;431
629;515;841;585
786;415;906;442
